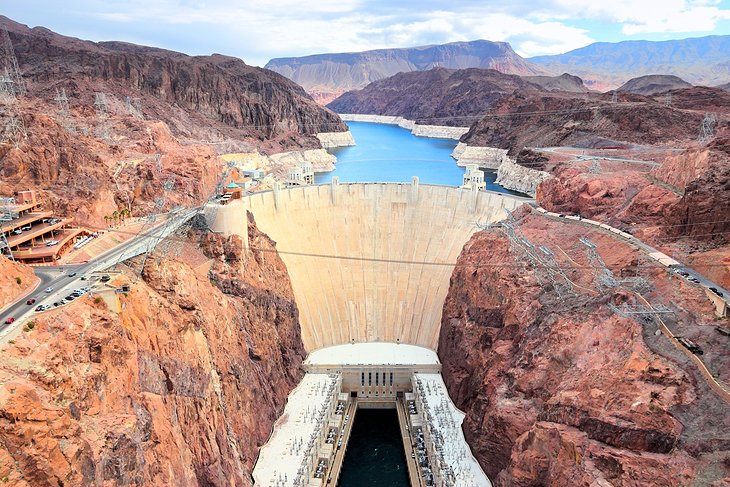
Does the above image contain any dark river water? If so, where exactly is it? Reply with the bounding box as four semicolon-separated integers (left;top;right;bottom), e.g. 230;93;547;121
315;121;515;192
337;408;409;487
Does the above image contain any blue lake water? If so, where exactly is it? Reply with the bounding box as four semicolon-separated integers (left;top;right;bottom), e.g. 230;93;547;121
315;121;518;194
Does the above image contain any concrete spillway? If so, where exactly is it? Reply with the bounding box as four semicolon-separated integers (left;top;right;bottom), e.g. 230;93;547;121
206;181;531;351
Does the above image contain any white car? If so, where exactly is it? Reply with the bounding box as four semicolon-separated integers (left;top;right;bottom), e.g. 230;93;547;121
44;287;54;293
46;240;59;247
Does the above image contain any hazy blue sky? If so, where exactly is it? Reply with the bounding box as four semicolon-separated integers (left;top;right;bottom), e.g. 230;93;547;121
4;1;730;66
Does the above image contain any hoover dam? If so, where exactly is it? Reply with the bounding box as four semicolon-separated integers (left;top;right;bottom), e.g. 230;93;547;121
206;180;531;351
205;180;532;486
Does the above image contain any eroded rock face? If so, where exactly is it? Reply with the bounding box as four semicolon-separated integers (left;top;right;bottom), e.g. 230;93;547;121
4;16;345;146
0;219;305;486
438;212;730;486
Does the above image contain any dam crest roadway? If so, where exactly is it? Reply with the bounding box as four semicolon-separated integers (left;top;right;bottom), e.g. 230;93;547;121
205;181;531;486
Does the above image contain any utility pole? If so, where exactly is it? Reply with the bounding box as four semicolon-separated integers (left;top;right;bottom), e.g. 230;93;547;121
663;92;672;108
611;91;618;103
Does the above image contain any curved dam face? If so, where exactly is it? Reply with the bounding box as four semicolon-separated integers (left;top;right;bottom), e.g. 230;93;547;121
207;181;531;351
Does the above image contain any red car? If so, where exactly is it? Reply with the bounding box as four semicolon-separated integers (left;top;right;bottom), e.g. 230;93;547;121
26;298;36;305
4;317;15;324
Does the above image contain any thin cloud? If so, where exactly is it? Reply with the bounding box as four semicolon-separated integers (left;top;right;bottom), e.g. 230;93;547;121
3;0;730;66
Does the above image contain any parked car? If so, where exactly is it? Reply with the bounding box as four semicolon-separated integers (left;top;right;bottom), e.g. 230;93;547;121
35;305;44;312
80;275;88;280
44;287;54;293
26;298;36;305
65;295;75;301
12;229;22;235
4;317;15;324
53;302;61;307
68;272;77;277
709;287;724;297
46;240;59;247
100;275;111;282
21;225;31;231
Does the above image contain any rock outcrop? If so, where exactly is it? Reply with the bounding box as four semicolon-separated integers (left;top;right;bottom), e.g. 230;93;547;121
617;74;693;96
316;131;356;149
495;156;551;195
438;210;730;486
0;108;223;228
3;16;346;148
460;91;710;151
0;257;36;310
328;68;540;124
451;143;509;168
267;40;544;104
521;73;590;93
0;219;306;486
0;15;349;225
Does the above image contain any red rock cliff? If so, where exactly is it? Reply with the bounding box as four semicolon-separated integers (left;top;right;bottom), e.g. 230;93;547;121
0;217;305;486
438;210;730;486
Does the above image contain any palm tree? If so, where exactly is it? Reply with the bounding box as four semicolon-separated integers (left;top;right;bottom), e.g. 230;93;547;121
112;210;119;226
104;215;110;227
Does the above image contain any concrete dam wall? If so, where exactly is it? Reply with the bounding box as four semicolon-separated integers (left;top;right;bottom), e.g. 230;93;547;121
206;181;532;351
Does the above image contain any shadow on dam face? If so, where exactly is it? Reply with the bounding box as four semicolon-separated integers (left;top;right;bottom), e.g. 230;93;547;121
206;182;532;351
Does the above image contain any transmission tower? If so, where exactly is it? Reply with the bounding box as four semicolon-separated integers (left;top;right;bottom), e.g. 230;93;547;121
588;158;601;174
54;88;75;133
125;96;143;119
579;237;651;293
93;92;111;141
0;68;15;103
4;115;26;148
500;211;576;297
663;92;672;108
698;113;717;146
611;91;618;103
0;26;25;98
0;196;15;260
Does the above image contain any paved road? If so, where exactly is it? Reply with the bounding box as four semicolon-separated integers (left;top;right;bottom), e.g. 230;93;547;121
0;208;199;334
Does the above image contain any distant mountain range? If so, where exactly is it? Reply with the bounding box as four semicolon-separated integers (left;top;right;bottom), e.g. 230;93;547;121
265;40;543;104
267;35;730;101
326;68;588;124
530;35;730;88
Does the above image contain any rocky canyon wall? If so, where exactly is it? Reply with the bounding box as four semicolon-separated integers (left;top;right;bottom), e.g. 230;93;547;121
0;218;305;486
438;209;730;486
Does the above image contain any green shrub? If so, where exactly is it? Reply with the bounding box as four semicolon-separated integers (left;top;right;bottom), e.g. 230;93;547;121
14;276;21;285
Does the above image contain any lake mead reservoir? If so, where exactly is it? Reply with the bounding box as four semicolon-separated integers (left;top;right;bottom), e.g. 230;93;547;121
316;121;519;194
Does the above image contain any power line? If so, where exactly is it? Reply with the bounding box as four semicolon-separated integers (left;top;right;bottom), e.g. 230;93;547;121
70;219;730;269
